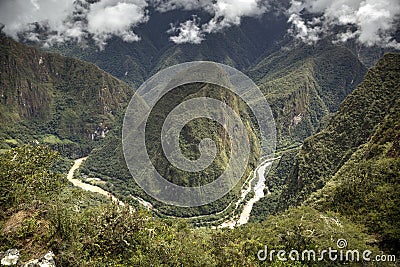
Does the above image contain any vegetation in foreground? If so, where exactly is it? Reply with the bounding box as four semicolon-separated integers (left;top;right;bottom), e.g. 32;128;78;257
0;145;391;266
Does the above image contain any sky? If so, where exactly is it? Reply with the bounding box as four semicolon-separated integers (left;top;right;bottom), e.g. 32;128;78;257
0;0;399;49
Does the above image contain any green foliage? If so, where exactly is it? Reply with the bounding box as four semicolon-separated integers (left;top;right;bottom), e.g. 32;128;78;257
1;32;370;223
280;53;400;209
277;53;400;254
0;146;383;266
0;34;133;158
308;96;400;254
81;43;367;219
0;145;65;210
27;203;382;266
236;206;378;266
249;42;366;148
1;24;398;266
0;145;110;260
83;82;261;218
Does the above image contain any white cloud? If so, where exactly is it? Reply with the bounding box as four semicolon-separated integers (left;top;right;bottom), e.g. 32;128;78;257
0;0;148;49
87;0;148;49
288;0;400;48
0;0;397;48
288;13;322;45
203;0;268;33
0;0;75;39
168;15;204;44
160;0;269;43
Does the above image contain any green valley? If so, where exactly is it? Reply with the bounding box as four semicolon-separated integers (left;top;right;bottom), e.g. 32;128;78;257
0;3;399;265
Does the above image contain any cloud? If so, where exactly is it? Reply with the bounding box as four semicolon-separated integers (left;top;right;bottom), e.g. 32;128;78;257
287;14;322;45
163;0;269;44
0;0;148;49
203;0;268;33
168;15;204;44
287;0;400;48
87;0;148;49
0;0;398;48
0;0;75;39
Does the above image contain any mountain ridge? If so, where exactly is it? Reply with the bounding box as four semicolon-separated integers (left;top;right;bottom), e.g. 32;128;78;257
0;34;133;157
279;52;400;210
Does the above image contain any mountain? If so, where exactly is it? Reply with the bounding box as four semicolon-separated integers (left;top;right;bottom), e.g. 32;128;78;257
77;42;367;218
0;145;379;266
0;12;399;266
279;53;400;208
248;41;367;147
49;10;289;87
81;81;262;218
55;32;368;149
0;34;263;217
307;53;400;253
276;53;400;253
1;26;370;221
0;34;133;157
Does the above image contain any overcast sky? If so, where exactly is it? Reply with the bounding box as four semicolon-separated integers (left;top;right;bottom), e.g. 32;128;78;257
0;0;399;49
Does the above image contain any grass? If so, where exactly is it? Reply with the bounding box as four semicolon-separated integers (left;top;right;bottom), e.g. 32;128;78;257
42;135;73;145
4;139;18;145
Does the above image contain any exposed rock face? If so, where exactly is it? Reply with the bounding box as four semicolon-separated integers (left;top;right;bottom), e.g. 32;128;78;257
0;34;133;155
0;249;19;266
0;250;55;267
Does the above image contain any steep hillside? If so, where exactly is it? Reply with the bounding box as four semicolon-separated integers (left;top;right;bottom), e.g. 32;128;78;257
308;93;400;254
78;42;367;219
247;44;367;220
0;34;133;157
81;82;261;217
1;32;370;221
249;42;367;148
43;10;368;153
0;146;380;266
78;42;367;217
279;53;400;212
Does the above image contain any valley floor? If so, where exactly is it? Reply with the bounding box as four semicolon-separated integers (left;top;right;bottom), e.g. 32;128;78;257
67;155;279;227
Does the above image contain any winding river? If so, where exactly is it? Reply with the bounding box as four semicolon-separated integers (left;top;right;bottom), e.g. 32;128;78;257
67;156;277;227
218;157;276;228
67;157;125;206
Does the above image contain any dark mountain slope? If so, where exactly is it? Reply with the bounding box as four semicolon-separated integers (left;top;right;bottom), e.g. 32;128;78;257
51;11;289;86
279;53;400;211
82;81;261;218
0;35;133;156
249;42;367;147
80;43;367;219
309;93;400;254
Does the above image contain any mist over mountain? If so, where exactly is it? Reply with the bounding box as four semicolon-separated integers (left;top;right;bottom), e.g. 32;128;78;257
1;0;399;85
1;0;399;49
48;9;289;86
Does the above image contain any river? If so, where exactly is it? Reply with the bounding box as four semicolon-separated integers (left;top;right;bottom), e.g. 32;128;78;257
218;157;276;228
67;156;277;227
67;157;125;206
